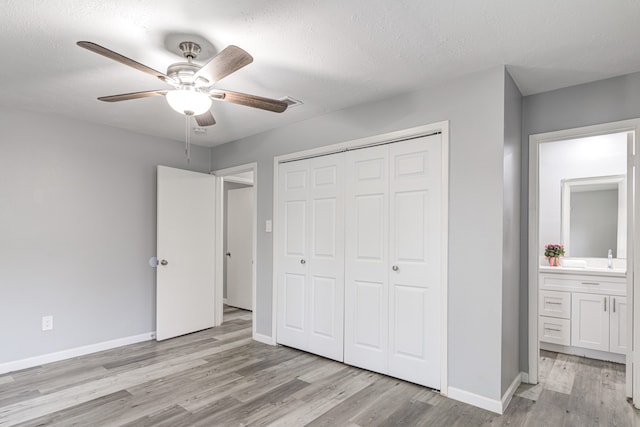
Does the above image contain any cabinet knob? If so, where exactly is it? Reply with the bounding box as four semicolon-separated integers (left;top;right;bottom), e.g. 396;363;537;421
300;259;306;265
160;259;168;266
392;265;399;272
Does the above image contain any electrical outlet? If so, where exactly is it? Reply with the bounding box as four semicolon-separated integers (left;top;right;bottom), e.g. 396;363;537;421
42;315;53;331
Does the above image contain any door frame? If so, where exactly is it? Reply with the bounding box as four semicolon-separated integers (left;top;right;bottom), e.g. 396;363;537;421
527;119;640;403
272;121;450;395
212;163;258;339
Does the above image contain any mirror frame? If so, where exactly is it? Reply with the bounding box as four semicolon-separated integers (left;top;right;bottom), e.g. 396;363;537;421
561;174;626;258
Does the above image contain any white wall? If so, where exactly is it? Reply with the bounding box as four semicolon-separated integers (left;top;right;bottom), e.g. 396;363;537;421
538;133;626;256
0;108;210;364
211;66;508;401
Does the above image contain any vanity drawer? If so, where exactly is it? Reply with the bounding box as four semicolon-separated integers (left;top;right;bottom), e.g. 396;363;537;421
540;274;626;296
539;316;570;346
539;290;571;319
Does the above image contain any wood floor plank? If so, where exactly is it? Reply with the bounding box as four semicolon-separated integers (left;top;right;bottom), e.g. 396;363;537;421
525;389;570;426
515;350;556;401
378;399;434;426
1;306;638;427
349;380;423;427
119;404;190;427
482;395;535;427
12;390;132;427
545;353;576;395
193;378;310;427
304;375;397;426
271;369;374;426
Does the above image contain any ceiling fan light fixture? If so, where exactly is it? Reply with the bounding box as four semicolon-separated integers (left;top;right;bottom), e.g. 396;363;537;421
166;89;212;116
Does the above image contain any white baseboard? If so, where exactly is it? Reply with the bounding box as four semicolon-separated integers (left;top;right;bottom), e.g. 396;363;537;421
448;387;502;414
253;332;275;346
521;371;531;384
0;332;155;375
448;372;523;415
501;373;522;413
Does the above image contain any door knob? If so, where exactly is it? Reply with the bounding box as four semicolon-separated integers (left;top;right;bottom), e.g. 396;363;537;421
160;259;168;266
392;265;399;271
226;252;231;257
300;259;306;265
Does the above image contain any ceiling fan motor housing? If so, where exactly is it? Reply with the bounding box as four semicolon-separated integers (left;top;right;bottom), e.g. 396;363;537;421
166;62;207;86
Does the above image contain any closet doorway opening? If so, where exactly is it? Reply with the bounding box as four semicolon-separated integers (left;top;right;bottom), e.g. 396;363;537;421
528;119;640;407
213;163;257;336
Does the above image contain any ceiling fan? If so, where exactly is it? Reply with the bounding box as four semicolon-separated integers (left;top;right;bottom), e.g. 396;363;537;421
77;40;288;127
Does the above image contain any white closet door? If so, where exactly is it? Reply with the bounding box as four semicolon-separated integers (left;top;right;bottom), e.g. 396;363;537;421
388;134;442;389
277;160;309;350
307;154;345;360
277;154;345;361
344;145;390;373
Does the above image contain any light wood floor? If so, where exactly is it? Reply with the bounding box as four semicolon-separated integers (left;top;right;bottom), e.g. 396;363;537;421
1;306;639;426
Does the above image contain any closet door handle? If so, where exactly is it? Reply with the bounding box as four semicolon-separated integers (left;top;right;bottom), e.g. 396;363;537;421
300;259;306;265
604;297;607;312
392;265;399;272
613;298;616;313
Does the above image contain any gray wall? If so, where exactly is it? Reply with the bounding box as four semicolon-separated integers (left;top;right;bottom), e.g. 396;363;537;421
211;67;508;400
0;107;210;364
520;70;640;371
501;71;522;395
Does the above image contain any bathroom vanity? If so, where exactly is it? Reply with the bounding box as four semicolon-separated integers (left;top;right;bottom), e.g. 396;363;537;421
539;263;627;363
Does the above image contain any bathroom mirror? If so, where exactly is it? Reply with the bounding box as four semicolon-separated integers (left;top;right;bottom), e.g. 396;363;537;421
561;175;626;258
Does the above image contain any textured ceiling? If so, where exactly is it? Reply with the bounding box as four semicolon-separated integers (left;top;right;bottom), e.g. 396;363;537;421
3;0;640;147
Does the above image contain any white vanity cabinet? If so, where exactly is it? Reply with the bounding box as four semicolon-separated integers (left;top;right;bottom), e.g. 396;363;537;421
539;269;626;360
610;296;628;354
538;290;571;345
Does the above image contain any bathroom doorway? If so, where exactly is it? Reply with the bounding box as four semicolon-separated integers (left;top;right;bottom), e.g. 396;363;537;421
528;119;640;404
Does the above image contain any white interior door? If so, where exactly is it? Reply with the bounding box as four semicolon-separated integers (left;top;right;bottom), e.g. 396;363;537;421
388;134;442;389
156;166;216;341
344;145;390;373
226;186;253;311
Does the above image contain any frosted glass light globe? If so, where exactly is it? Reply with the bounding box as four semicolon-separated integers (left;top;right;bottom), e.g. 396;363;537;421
166;90;212;115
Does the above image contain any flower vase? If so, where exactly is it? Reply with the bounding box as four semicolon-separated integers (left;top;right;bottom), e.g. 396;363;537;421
548;256;561;267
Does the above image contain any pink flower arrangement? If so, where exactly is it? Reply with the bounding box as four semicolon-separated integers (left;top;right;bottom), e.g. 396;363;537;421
544;244;565;258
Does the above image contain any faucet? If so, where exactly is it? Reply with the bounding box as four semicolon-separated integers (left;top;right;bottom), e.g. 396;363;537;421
608;249;613;269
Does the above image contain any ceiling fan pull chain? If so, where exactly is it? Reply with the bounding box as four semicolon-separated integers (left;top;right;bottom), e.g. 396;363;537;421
185;114;192;164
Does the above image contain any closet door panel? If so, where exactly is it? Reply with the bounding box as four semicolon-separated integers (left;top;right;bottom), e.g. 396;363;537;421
282;274;306;332
388;134;442;389
307;153;345;361
345;146;389;372
277;161;310;350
